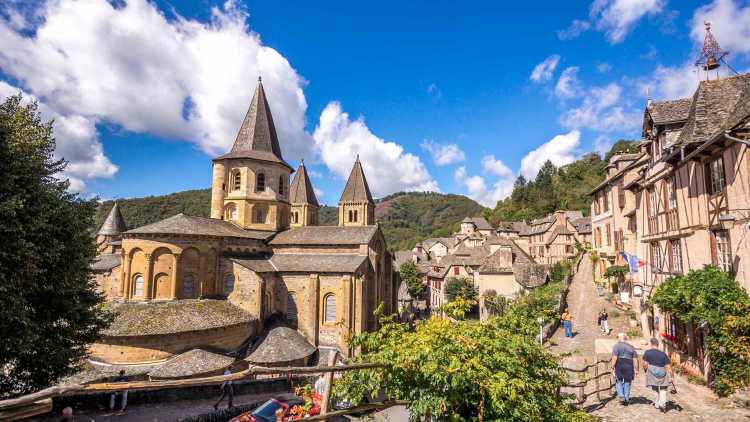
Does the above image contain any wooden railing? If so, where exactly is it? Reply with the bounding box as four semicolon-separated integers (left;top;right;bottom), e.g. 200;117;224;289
665;208;679;231
648;215;659;234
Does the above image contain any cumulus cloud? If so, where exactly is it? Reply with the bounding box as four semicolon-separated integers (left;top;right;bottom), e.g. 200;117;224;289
555;67;582;99
481;155;514;178
596;62;612;73
520;130;581;179
313;102;439;198
420;140;465;166
530;55;561;83
454;166;514;207
560;83;641;133
557;20;591;40
590;0;666;44
0;0;311;190
691;0;750;56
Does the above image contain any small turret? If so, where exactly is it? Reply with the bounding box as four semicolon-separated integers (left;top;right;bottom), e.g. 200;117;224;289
338;156;375;226
97;202;126;253
289;160;319;227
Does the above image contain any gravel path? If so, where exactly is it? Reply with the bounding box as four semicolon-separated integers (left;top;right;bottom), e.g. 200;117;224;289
550;257;750;421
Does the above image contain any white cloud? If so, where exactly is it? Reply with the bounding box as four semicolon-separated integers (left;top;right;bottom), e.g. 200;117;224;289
454;166;514;207
560;83;641;133
313;102;439;198
530;55;560;83
481;155;514;178
426;82;442;100
557;20;591;40
0;0;312;190
420;140;465;166
594;135;614;157
639;64;700;101
596;62;612;73
691;0;750;56
520;130;581;179
590;0;666;44
555;67;582;99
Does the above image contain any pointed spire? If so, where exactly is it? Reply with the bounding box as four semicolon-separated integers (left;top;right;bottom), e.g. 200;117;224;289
98;202;126;236
339;157;374;203
289;161;319;207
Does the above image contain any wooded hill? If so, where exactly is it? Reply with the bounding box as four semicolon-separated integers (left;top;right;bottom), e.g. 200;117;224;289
94;140;638;251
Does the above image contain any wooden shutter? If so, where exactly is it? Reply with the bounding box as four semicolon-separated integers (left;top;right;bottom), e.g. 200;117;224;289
287;293;298;321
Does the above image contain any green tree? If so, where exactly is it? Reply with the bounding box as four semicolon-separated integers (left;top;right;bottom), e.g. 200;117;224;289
399;262;425;298
0;95;111;398
604;139;640;162
443;277;477;303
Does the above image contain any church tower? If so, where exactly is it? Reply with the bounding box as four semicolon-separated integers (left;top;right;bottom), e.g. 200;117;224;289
289;161;319;227
210;77;293;231
97;202;126;254
338;156;375;226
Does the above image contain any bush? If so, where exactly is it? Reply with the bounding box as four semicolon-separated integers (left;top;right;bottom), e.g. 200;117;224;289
399;262;425;299
550;260;572;284
444;277;477;303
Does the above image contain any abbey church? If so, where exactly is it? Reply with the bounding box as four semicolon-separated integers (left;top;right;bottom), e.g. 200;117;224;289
91;78;396;367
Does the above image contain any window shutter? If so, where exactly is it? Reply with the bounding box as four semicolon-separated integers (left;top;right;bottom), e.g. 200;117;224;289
324;294;336;323
287;293;297;321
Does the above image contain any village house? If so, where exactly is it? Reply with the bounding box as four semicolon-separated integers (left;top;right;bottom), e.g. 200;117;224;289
522;210;587;265
90;78;397;371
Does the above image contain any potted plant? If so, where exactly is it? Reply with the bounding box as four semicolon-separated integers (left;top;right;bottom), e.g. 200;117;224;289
595;279;605;296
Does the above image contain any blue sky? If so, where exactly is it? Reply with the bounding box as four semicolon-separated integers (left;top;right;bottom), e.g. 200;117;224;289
1;0;749;206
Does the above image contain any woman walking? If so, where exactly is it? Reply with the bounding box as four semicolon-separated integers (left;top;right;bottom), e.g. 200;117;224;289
561;310;573;338
643;338;672;413
599;309;609;335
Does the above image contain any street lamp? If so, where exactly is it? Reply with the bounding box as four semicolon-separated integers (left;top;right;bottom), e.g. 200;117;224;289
537;316;545;346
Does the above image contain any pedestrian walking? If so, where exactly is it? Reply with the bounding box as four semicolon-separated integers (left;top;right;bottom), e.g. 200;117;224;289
109;369;129;412
59;406;75;421
214;369;234;410
561;310;573;337
610;332;639;405
599;309;609;335
643;337;672;413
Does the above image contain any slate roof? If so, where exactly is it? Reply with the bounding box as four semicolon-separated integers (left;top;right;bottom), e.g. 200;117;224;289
289;162;319;206
340;157;374;203
269;225;378;245
214;78;292;170
148;349;235;379
233;254;368;273
125;213;273;240
513;221;531;235
245;326;317;364
103;300;256;337
91;253;121;272
423;238;453;250
571;217;592;234
648;98;692;124
98;203;127;236
496;221;520;233
460;217;493;231
676;73;750;146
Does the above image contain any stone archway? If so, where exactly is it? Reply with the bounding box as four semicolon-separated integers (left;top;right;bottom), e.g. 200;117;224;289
154;273;171;299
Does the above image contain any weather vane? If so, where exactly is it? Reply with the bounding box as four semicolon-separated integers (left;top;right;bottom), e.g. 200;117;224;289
695;21;733;77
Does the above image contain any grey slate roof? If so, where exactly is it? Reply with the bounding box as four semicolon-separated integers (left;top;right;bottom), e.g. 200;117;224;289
103;300;256;337
289;162;319;206
677;73;750;146
148;349;235;379
496;221;519;233
125;213;273;240
339;157;374;203
98;203;127;236
214;78;292;170
572;217;592;234
91;253;121;272
245;326;316;364
546;226;573;244
648;98;692;124
233;254;368;273
269;225;378;245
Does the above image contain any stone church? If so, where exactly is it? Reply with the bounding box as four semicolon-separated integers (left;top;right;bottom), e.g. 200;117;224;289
91;78;396;366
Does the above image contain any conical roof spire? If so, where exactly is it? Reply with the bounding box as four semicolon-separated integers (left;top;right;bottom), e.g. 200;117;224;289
339;157;374;203
98;202;126;236
289;161;319;207
214;78;291;169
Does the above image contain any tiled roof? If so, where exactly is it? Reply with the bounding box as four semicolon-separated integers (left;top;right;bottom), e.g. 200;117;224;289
233;254;368;273
513;221;531;235
289;162;319;206
245;326;316;364
214;78;291;170
423;237;453;249
269;225;378;245
461;217;493;231
546;226;573;244
98;203;127;236
103;300;256;337
339;157;374;203
571;217;592;234
496;221;519;232
648;98;692;124
91;253;121;272
125;213;273;240
148;349;235;379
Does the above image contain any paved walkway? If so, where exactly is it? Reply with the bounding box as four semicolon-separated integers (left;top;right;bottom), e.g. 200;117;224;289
550;256;750;421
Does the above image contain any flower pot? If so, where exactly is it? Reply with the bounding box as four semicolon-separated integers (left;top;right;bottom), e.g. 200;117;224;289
596;285;604;296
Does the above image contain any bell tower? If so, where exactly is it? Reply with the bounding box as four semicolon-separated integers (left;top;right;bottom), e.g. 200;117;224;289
289;160;319;227
338;156;375;226
210;77;293;231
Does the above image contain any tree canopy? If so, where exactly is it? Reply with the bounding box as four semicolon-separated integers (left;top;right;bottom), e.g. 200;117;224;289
0;95;111;397
399;262;425;299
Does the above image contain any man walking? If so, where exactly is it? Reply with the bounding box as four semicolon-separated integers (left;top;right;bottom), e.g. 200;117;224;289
214;369;234;410
561;310;573;338
610;332;639;405
109;370;129;412
643;338;672;413
599;308;609;335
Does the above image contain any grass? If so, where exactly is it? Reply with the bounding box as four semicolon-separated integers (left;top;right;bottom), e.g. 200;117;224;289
627;327;641;338
609;310;621;318
687;374;707;386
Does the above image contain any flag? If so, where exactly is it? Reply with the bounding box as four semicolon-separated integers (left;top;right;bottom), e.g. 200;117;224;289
620;252;644;273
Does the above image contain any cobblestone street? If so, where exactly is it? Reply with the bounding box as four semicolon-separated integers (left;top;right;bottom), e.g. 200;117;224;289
550;257;750;421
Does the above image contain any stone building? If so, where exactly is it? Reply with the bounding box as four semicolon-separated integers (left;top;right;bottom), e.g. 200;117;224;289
92;78;396;365
521;210;587;265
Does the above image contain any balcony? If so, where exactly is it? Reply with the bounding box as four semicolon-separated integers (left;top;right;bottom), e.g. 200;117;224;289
665;208;679;231
648;215;659;234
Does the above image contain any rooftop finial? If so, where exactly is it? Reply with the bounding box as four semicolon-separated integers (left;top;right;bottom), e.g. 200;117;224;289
300;158;304;165
695;20;727;76
356;153;360;161
258;75;262;82
646;87;652;106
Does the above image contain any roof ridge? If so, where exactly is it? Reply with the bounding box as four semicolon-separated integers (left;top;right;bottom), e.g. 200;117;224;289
339;157;374;203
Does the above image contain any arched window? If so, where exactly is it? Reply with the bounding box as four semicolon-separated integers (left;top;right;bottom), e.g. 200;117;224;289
224;273;234;294
354;210;358;222
254;208;266;224
256;172;266;192
232;170;241;191
348;210;353;222
287;293;297;321
279;176;285;195
183;273;196;297
133;274;144;297
324;293;336;323
225;203;237;222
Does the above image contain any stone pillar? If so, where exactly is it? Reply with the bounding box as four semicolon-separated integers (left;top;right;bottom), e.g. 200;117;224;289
354;275;365;336
170;253;181;299
121;250;131;300
210;161;226;219
257;278;266;320
144;253;153;300
304;274;320;346
198;253;207;298
340;275;353;355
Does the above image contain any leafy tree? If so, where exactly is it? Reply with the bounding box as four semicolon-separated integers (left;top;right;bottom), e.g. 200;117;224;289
604;139;640;162
443;277;477;303
651;267;750;396
399;262;425;298
0;95;111;397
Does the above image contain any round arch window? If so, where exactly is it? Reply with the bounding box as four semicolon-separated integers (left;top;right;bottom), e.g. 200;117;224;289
133;274;144;297
224;273;234;294
183;273;196;297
